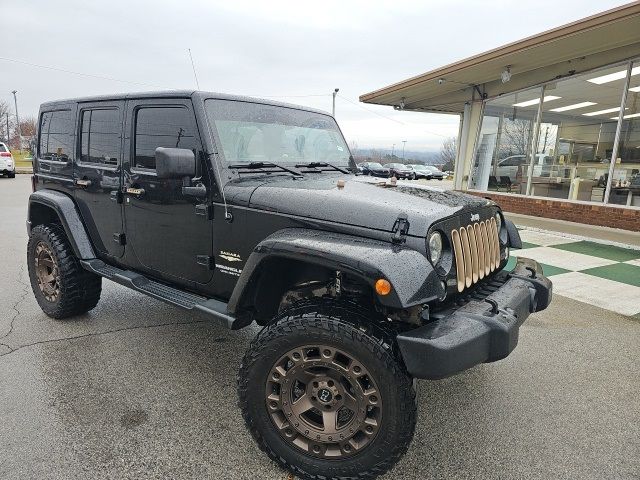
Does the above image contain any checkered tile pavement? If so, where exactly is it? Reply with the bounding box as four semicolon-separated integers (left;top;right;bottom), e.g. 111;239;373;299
505;229;640;318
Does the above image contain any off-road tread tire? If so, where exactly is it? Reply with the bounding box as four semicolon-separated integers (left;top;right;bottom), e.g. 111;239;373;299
238;298;417;480
27;223;102;319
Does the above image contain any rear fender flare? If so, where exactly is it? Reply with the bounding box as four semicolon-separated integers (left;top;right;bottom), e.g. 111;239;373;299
28;190;96;260
227;228;443;315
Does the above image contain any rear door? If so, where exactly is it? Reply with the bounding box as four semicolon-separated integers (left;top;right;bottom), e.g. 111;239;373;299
122;98;213;286
73;102;125;258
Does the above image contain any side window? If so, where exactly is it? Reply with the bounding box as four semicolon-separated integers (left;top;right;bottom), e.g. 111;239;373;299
41;110;73;161
38;112;52;157
79;109;120;165
134;107;196;169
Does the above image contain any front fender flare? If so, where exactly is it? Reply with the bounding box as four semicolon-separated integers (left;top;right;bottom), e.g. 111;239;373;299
228;228;444;314
28;190;96;260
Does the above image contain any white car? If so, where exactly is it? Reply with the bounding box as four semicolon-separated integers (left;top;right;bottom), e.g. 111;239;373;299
0;142;16;178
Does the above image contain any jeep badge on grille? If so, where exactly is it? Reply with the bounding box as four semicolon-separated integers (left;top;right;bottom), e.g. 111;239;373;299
471;213;480;222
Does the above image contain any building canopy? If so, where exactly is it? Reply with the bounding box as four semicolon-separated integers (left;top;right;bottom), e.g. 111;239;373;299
360;2;640;114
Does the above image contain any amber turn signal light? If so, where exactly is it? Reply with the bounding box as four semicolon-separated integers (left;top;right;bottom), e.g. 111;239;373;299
375;279;392;296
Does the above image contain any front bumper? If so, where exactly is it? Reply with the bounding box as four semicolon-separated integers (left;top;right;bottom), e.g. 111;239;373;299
397;257;552;380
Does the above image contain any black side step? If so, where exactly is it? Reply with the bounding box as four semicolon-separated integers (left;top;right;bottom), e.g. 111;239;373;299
81;259;236;329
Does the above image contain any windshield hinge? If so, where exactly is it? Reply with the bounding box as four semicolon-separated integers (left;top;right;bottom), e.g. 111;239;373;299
196;255;216;270
391;213;410;244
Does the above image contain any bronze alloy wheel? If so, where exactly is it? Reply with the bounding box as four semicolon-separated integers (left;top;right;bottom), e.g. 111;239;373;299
34;241;60;302
265;344;382;459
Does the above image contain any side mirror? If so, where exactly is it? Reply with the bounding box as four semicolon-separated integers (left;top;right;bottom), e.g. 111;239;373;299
155;147;196;179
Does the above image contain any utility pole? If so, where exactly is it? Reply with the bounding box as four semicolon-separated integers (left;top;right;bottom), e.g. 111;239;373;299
391;144;395;158
402;140;407;161
11;90;21;148
332;88;339;117
5;113;9;144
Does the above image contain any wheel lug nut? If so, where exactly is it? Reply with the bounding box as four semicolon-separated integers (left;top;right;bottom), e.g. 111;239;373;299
370;395;378;403
269;401;277;408
292;352;301;360
273;372;280;379
366;426;374;433
353;366;361;373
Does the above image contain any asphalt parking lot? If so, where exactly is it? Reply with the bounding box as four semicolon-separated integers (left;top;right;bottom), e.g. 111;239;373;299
1;175;639;480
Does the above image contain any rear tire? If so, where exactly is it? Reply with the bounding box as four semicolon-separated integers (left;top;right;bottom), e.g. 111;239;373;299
8;172;15;178
27;224;102;319
238;299;416;480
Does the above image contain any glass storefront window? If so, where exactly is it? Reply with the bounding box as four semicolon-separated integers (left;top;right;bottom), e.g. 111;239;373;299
527;63;633;202
469;87;541;193
471;61;639;206
611;60;640;206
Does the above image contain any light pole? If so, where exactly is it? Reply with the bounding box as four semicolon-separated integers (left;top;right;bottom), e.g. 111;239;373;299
402;140;407;161
332;88;339;117
11;90;21;148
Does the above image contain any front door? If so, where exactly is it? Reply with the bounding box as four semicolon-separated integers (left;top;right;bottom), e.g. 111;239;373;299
122;98;213;286
74;102;125;258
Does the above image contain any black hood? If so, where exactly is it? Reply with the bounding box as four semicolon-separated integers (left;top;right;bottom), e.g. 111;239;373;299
240;174;495;238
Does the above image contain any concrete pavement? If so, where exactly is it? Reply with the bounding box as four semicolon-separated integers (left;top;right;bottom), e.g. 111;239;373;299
1;175;638;479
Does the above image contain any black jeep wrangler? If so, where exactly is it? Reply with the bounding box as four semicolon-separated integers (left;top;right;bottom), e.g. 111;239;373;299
27;91;552;479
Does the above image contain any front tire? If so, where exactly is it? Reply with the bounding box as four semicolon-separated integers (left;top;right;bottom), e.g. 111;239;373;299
238;300;416;480
27;224;102;319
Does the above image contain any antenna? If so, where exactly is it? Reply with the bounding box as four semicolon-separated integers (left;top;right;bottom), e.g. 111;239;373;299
188;48;200;89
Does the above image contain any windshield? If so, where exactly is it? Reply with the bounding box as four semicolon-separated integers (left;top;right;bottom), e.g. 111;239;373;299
205;99;350;166
411;164;427;170
367;162;383;168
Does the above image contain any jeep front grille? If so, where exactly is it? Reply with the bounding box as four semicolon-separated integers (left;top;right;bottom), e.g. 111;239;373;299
451;218;501;293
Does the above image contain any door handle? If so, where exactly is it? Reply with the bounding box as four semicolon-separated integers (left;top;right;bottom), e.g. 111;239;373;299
75;179;92;188
125;187;145;197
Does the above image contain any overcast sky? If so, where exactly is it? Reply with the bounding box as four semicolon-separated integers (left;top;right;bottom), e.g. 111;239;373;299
0;0;629;152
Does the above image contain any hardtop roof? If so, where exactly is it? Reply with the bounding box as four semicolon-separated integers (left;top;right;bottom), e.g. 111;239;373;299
39;90;331;116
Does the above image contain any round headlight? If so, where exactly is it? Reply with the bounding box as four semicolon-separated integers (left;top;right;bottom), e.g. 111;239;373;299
495;213;502;232
428;232;443;264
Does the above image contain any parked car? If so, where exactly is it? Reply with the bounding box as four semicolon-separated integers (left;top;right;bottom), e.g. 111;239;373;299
496;154;553;181
409;164;445;180
358;161;390;177
0;142;16;178
27;91;551;480
383;162;413;179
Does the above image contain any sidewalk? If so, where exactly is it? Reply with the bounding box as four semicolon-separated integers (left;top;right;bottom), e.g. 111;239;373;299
506;228;640;318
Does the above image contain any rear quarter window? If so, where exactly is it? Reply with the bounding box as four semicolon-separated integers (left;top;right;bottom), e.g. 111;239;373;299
39;110;74;161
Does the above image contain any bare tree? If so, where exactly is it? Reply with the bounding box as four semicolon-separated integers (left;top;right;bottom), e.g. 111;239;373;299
19;117;37;137
0;100;12;144
500;118;532;157
439;136;457;171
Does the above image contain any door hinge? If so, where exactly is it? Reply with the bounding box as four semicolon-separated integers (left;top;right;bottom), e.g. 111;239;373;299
391;213;410;244
196;255;215;270
195;203;213;219
113;233;126;245
110;190;124;204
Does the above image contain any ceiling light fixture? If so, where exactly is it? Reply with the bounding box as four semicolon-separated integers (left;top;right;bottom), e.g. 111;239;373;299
587;66;640;85
512;96;561;108
549;101;597;112
610;112;640;120
583;107;628;116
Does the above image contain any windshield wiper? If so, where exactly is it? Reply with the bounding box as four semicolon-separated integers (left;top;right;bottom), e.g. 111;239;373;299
228;161;303;176
294;162;351;174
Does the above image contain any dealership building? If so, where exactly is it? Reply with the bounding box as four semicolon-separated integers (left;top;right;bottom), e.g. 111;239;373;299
361;2;640;232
